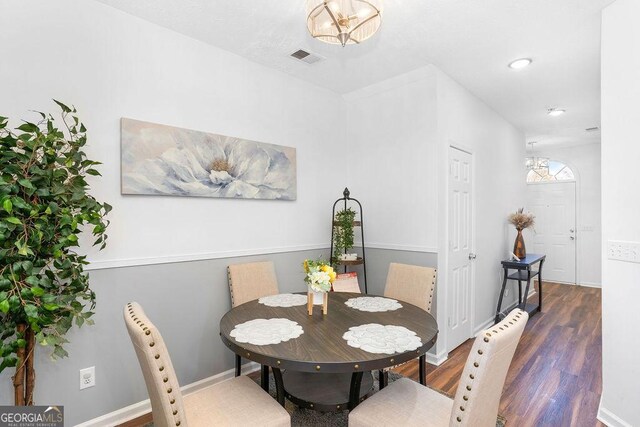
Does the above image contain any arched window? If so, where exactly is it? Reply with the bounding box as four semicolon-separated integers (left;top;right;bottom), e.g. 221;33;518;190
527;160;575;183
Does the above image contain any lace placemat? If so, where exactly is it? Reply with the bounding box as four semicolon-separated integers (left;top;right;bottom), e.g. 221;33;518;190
230;318;304;345
342;323;422;354
258;293;308;307
344;296;402;312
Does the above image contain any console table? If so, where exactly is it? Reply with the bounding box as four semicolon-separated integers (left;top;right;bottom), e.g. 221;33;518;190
495;254;546;324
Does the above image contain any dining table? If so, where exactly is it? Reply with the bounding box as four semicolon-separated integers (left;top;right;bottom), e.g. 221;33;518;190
219;291;438;412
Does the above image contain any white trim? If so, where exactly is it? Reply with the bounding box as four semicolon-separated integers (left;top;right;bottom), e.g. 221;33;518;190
578;281;601;288
364;243;438;253
426;350;449;366
597;403;633;427
84;244;327;271
75;362;260;427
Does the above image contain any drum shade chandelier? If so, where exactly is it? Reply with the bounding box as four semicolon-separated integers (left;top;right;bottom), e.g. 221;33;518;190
306;0;383;47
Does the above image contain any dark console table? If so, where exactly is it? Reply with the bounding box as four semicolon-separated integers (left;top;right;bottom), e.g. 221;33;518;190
495;254;546;324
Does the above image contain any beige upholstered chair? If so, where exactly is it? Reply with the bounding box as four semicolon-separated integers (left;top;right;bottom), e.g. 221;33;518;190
227;261;280;383
384;263;437;313
350;309;528;427
124;302;290;427
379;263;437;386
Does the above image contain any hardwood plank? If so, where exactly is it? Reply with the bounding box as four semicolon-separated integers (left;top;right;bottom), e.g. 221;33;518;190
396;282;604;426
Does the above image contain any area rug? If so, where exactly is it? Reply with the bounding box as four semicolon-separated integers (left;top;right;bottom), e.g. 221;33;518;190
143;373;506;426
258;372;507;427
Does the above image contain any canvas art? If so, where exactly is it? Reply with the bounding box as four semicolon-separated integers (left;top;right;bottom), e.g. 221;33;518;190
121;118;297;200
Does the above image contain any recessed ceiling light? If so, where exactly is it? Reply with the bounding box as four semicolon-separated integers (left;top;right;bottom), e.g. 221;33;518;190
547;108;566;117
508;58;532;69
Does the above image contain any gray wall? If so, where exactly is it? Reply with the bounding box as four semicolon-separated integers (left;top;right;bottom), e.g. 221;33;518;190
0;247;438;425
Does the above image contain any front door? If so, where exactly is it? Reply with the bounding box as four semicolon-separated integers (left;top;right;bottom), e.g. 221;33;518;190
447;147;473;351
525;182;577;283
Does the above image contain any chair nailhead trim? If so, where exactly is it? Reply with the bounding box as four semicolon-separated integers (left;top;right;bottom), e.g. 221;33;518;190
173;410;177;415
159;366;165;371
484;337;489;342
469;374;474;379
478;350;483;355
155;354;160;359
457;416;462;422
466;385;471;391
163;378;168;383
167;388;172;393
463;395;468;401
460;406;465;411
176;422;180;426
149;342;155;347
145;330;151;335
170;399;175;404
474;362;479;367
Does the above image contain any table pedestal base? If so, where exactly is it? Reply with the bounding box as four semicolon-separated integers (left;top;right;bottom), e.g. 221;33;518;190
283;371;374;412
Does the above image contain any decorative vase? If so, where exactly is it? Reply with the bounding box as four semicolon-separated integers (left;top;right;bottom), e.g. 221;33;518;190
513;229;526;259
307;285;328;315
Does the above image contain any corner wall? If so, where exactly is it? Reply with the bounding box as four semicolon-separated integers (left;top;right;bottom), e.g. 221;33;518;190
599;0;640;425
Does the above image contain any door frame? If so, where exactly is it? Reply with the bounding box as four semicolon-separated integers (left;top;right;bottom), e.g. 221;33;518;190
525;178;579;285
444;143;476;352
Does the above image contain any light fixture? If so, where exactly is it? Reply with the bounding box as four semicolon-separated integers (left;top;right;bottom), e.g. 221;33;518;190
508;58;532;69
547;108;566;117
306;0;383;47
525;142;549;172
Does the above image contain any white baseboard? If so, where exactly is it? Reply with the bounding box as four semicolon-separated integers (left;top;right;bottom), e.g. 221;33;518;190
597;403;633;427
76;362;260;427
475;292;535;336
579;281;601;288
426;350;448;366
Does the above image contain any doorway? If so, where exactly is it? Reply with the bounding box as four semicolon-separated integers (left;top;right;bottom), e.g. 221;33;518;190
447;146;474;351
525;181;577;284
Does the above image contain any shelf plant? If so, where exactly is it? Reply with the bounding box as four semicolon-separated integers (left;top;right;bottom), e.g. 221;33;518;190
332;207;357;266
0;101;110;405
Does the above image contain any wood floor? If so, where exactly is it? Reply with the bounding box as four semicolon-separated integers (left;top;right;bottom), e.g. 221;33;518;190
121;282;603;427
396;282;603;427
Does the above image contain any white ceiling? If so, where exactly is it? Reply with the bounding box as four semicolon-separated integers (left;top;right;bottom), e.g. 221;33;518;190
96;0;614;147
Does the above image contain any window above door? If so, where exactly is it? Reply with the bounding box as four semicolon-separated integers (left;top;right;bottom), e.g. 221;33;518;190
527;160;575;183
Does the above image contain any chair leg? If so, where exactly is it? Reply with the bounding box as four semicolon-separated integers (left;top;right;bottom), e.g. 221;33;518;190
378;369;388;389
261;365;269;392
419;355;426;386
235;354;241;377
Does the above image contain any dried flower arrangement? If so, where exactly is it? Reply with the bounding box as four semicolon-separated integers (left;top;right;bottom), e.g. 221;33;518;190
508;208;535;231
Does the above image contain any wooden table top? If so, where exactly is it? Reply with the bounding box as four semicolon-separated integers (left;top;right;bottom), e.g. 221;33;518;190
219;292;438;373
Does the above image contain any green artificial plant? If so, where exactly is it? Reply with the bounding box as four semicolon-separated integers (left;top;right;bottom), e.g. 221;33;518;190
0;101;110;405
332;207;357;266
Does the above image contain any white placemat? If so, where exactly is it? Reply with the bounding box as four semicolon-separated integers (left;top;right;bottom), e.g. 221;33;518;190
342;323;422;354
344;296;402;312
258;293;308;307
230;318;303;345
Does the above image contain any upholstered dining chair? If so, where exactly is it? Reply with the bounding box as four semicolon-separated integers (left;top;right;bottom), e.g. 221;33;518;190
350;309;528;427
379;263;437;387
227;261;280;388
124;302;290;427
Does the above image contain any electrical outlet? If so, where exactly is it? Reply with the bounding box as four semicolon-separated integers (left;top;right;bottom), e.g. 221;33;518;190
80;366;95;390
607;240;640;263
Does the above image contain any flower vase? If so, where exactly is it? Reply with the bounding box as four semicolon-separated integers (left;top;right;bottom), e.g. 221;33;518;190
513;229;526;259
307;285;328;316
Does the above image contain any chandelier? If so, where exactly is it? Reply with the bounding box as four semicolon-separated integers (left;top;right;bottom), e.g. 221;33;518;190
306;0;383;47
525;142;549;172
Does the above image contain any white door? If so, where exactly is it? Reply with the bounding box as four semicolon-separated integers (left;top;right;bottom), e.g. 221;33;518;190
525;182;576;284
447;147;473;351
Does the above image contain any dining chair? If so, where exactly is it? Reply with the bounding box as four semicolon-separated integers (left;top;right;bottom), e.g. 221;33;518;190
227;261;279;389
350;309;528;427
124;302;290;427
379;263;437;387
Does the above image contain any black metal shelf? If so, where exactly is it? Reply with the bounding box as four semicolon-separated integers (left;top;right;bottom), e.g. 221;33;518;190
330;188;368;294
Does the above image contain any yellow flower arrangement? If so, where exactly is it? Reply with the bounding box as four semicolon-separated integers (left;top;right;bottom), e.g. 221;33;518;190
303;259;335;292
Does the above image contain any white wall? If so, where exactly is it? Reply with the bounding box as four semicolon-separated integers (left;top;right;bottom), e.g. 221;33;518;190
344;66;526;357
434;68;527;348
0;0;347;271
526;143;602;286
600;1;640;425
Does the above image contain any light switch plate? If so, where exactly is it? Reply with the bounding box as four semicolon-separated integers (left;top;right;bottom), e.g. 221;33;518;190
607;240;640;263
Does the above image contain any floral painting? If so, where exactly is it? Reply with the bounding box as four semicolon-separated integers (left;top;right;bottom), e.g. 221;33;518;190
121;118;296;200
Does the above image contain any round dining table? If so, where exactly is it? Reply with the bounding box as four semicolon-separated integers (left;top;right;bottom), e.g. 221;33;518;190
219;292;438;412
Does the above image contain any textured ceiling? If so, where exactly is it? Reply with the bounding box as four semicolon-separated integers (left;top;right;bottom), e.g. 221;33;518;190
96;0;614;147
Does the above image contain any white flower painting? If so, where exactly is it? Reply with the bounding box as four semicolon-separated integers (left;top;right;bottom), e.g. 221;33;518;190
121;118;297;200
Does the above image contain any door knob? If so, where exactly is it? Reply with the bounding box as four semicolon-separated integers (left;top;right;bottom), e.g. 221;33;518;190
469;253;477;260
569;228;575;233
570;236;575;240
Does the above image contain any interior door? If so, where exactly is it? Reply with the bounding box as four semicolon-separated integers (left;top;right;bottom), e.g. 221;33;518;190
525;182;576;284
447;147;473;351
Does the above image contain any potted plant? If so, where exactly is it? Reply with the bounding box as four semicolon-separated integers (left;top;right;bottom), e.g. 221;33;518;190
332;207;357;266
303;259;335;315
0;101;110;405
508;208;535;259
